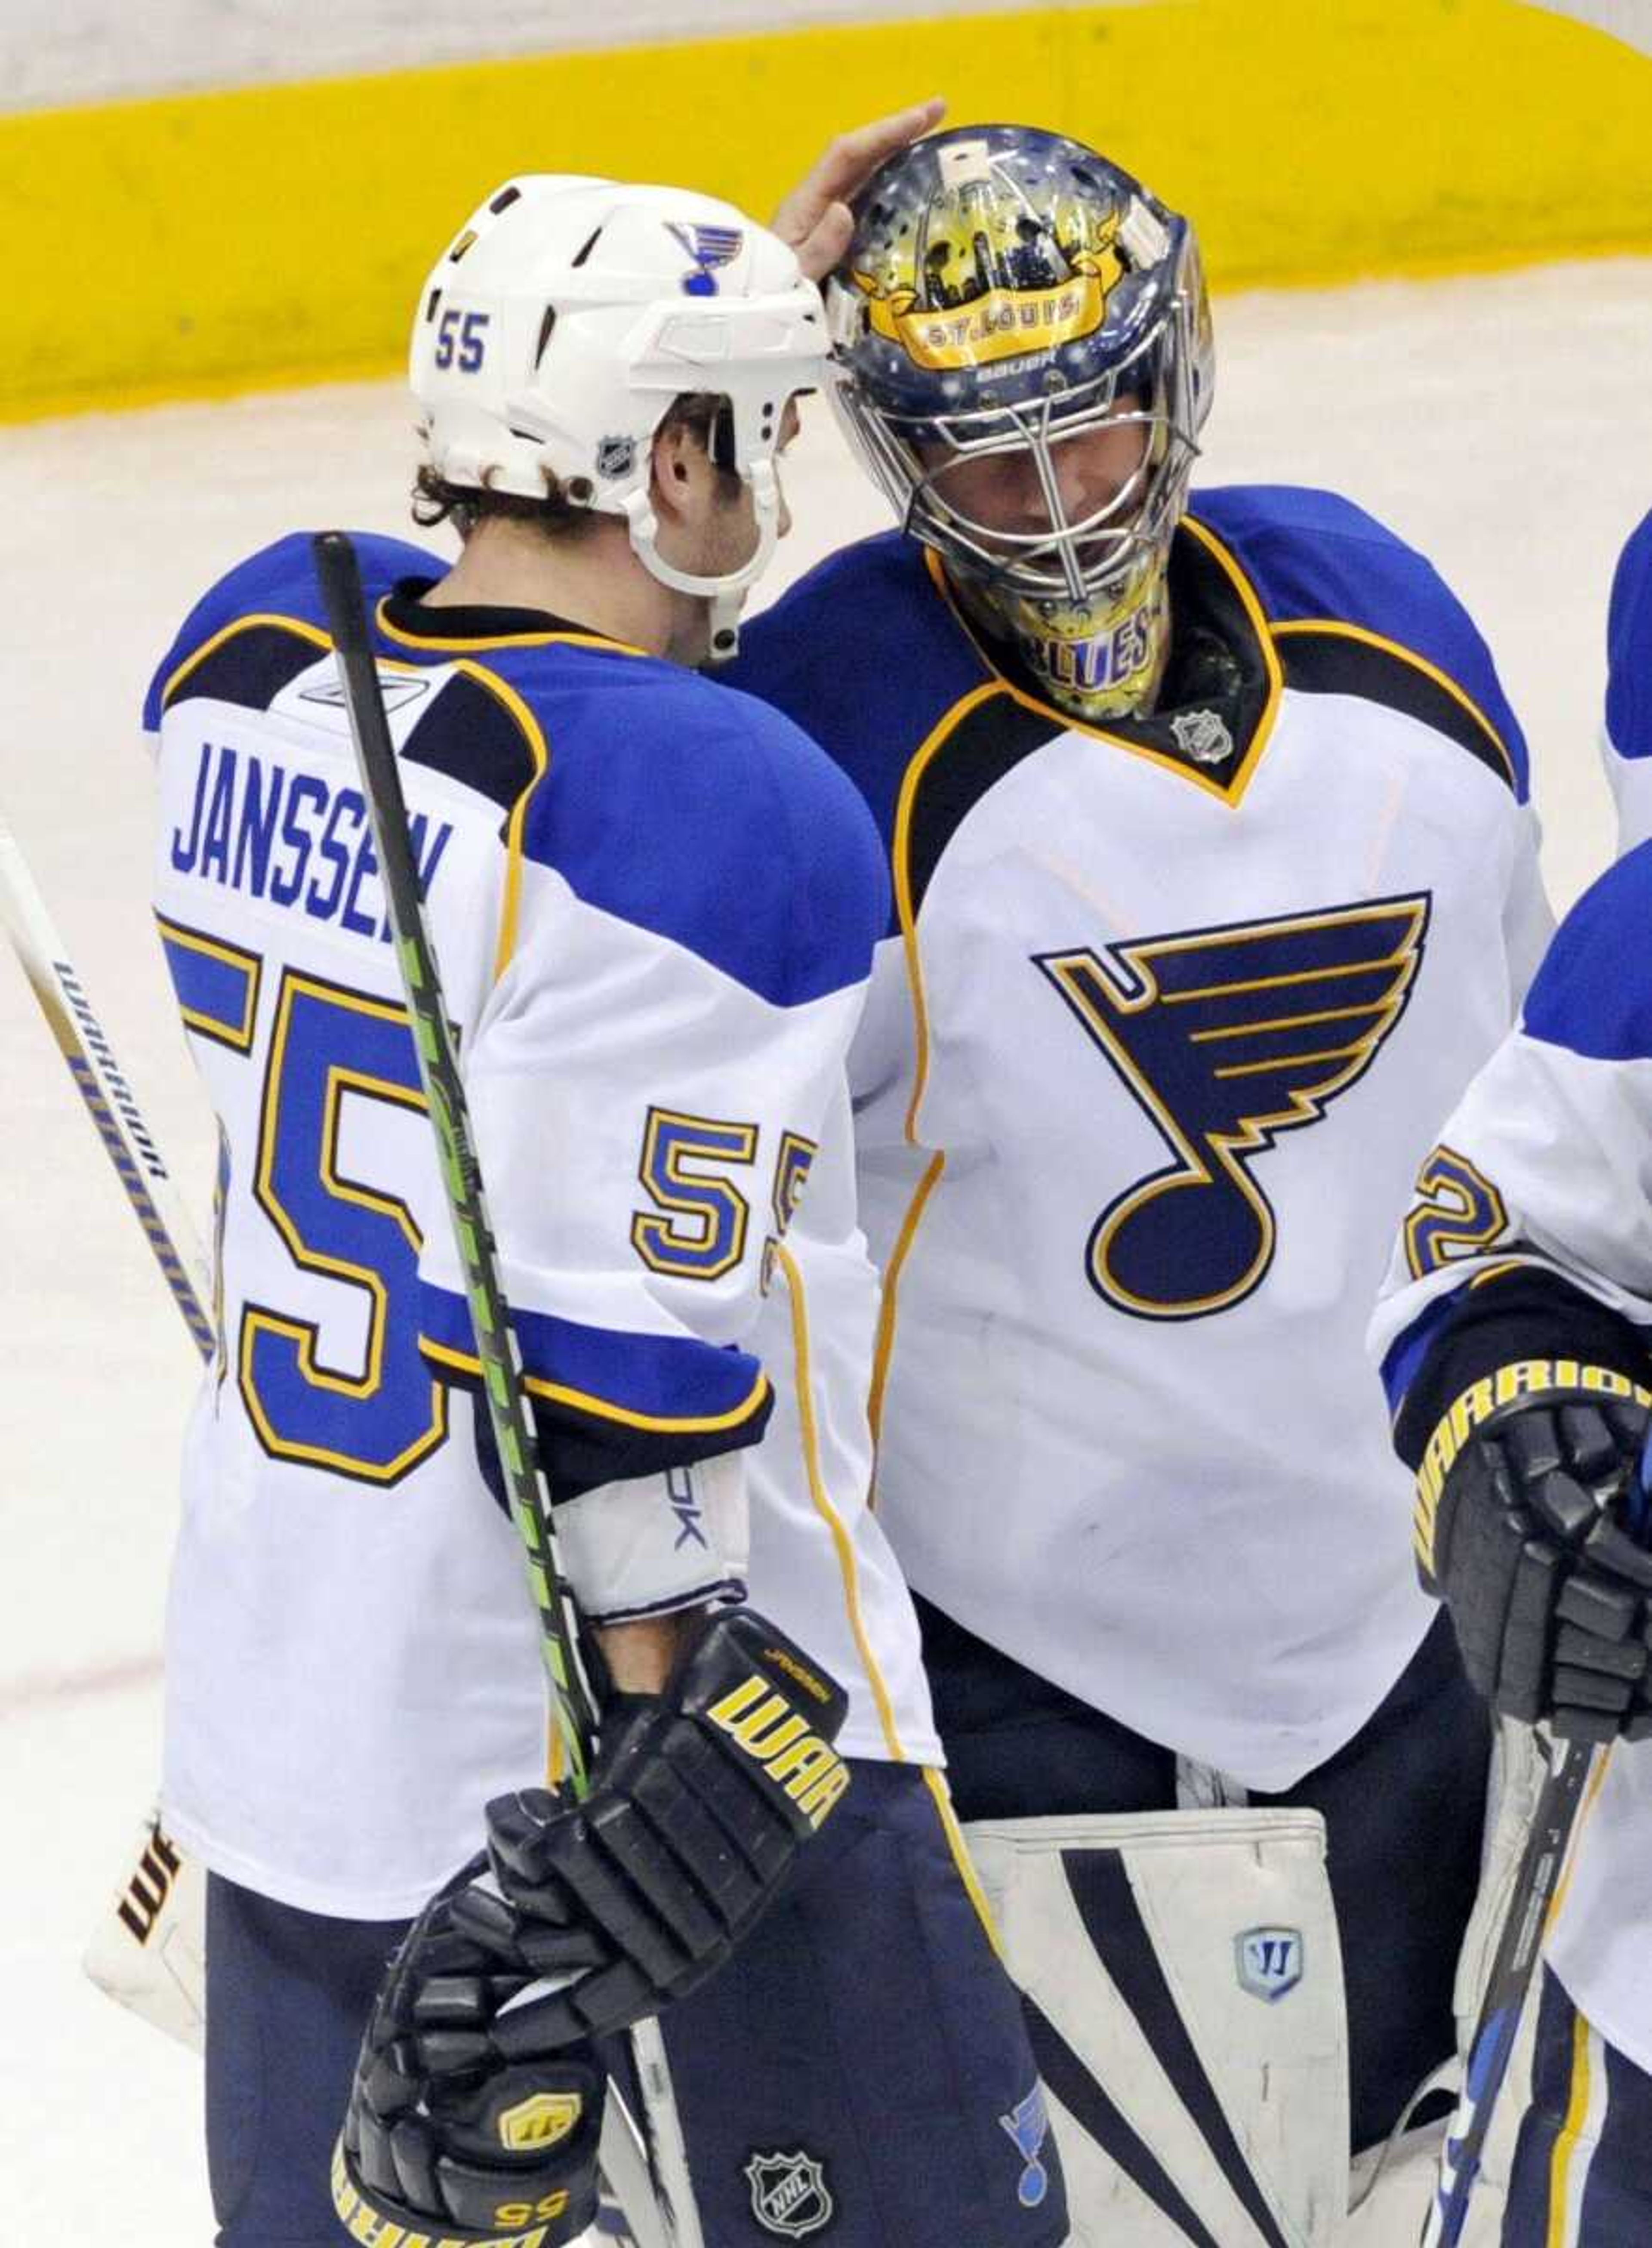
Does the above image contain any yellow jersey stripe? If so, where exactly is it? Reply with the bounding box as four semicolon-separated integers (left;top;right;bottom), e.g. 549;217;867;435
922;1767;1004;1958
774;1242;906;1763
867;1151;946;1461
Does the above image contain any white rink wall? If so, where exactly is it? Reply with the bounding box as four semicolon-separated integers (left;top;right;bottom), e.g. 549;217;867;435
8;0;1643;111
4;0;1047;108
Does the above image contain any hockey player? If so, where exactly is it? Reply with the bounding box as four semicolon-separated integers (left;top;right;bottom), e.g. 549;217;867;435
731;123;1554;2241
1368;507;1652;2245
147;173;1062;2248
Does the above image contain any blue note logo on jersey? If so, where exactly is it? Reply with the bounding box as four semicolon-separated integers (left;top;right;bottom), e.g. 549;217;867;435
998;2084;1052;2208
666;221;744;296
1037;893;1431;1321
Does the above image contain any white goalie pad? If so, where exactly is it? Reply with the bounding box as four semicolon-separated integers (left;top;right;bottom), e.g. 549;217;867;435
965;1808;1347;2248
82;1807;206;2053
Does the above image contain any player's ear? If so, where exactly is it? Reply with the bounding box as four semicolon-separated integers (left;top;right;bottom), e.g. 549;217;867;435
650;419;708;524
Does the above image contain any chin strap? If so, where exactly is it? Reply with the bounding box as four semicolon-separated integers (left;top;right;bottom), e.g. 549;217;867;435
622;458;780;661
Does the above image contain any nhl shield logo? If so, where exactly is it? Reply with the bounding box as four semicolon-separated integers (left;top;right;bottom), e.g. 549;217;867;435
1236;1925;1304;2002
743;2149;834;2239
1170;707;1235;765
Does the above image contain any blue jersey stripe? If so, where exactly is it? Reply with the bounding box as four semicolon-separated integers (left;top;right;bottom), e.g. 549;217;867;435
418;1281;768;1433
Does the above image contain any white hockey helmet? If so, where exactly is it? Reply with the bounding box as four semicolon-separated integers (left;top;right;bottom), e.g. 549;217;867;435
410;175;829;652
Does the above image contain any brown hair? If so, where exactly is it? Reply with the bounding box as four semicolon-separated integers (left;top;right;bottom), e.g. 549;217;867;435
412;393;736;542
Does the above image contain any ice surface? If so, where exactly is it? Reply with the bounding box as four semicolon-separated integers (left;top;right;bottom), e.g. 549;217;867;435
3;257;1649;2237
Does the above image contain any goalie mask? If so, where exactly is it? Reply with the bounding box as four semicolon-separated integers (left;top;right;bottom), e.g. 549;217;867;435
411;175;829;655
826;126;1214;721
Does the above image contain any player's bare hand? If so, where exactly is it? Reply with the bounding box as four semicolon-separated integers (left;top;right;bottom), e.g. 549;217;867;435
773;98;946;281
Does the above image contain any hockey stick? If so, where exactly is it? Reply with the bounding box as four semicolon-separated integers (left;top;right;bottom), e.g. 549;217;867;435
311;530;703;2248
1424;1451;1652;2245
0;801;218;2046
0;806;214;1357
1421;1733;1596;2246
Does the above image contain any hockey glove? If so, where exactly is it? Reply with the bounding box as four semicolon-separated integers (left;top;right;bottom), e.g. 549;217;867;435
451;1605;850;2044
1417;1372;1652;1741
334;1864;604;2248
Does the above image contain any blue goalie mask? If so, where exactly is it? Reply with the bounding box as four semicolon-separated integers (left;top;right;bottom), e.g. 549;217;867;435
825;124;1214;720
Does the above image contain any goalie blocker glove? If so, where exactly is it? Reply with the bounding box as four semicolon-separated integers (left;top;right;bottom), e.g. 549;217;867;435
1415;1365;1652;1741
454;1606;851;2044
334;1865;605;2248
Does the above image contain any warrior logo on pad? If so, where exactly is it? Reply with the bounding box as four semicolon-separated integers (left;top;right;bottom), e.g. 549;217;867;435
1037;893;1430;1320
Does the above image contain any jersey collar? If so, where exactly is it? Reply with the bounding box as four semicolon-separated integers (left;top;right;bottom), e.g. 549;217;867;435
923;517;1284;809
378;577;647;657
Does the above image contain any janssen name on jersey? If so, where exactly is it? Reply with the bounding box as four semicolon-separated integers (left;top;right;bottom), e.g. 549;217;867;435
728;485;1550;1789
1372;841;1652;2077
1603;508;1652;854
147;531;939;1919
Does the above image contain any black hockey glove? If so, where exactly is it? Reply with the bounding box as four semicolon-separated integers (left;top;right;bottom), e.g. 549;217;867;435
1418;1372;1652;1741
334;1864;604;2248
450;1605;851;2045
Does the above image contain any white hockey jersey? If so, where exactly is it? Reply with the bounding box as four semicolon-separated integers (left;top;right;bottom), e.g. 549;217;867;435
1372;513;1652;2075
729;486;1550;1788
146;532;938;1920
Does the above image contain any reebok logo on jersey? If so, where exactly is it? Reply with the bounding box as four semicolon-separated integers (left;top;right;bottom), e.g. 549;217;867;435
1037;894;1430;1319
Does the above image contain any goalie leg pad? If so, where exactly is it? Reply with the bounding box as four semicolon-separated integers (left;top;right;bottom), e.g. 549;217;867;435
965;1806;1347;2248
82;1806;207;2053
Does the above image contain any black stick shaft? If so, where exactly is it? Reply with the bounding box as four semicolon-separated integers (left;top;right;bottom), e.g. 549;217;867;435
1424;1736;1594;2246
311;529;599;1789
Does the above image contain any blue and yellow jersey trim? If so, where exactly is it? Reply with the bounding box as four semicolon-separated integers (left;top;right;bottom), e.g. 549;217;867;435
771;1241;909;1766
1271;617;1518;792
155;912;262;1050
154;596;556;986
418;1281;771;1438
921;538;1287;811
374;598;647;661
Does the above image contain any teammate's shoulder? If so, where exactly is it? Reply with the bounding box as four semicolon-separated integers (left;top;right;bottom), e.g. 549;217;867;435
583;655;885;851
751;527;930;633
730;528;942;708
145;531;440;731
1607;508;1652;763
1522;837;1652;1064
1191;483;1528;800
517;657;889;1007
724;530;986;849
